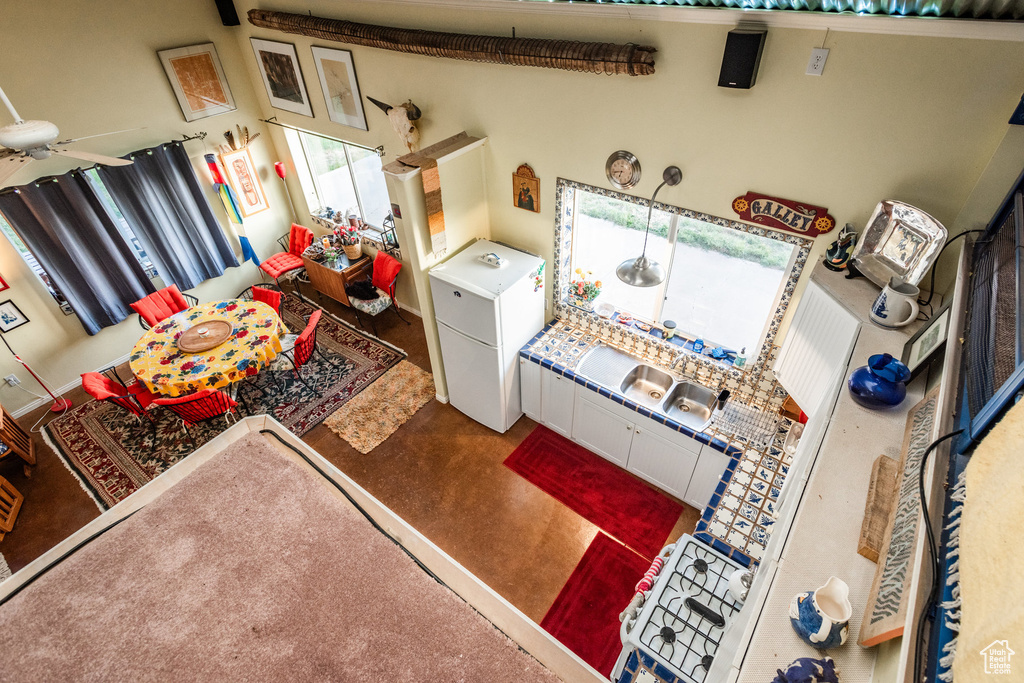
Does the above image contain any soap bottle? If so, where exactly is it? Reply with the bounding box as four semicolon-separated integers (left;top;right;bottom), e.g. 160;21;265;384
735;347;747;368
693;338;705;355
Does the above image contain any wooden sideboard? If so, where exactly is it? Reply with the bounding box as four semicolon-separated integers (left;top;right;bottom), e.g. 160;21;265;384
301;254;372;308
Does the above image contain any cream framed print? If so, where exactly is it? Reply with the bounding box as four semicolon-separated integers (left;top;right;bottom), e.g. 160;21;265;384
250;38;313;117
311;46;368;130
157;43;236;122
220;148;269;217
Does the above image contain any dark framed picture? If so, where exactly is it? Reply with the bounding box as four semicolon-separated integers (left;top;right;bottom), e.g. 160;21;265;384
902;299;952;379
0;299;29;333
513;164;539;213
250;38;313;117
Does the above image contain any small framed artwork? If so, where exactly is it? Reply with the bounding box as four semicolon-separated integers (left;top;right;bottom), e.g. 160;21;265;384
220;148;269;217
250;38;313;117
513;164;540;213
311;46;368;130
902;299;952;379
0;300;29;333
157;43;236;122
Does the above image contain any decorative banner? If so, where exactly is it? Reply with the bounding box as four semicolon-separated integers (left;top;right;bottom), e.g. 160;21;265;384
732;192;836;237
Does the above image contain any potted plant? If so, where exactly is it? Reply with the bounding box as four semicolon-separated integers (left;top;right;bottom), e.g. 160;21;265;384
569;268;602;311
335;225;362;260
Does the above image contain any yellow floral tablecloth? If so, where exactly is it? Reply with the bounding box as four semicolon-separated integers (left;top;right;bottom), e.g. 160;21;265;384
129;299;288;397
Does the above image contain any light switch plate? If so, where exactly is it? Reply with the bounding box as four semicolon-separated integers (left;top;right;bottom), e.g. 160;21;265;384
806;47;829;76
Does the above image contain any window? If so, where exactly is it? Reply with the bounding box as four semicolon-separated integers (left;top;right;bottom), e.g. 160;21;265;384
286;129;390;230
0;214;74;315
558;180;809;358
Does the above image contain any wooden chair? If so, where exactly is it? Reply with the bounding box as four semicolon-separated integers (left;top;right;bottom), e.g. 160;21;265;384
130;285;199;330
260;224;313;292
0;404;35;477
349;251;411;336
0;476;24;541
81;369;159;423
152;389;238;450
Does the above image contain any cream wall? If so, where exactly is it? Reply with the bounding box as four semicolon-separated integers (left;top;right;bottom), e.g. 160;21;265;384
0;1;296;413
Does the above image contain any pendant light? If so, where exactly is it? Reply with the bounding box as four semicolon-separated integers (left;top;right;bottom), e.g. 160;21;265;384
616;166;682;287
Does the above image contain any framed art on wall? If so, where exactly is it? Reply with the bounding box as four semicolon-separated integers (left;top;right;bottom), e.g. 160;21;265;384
157;43;236;122
220;148;269;217
250;38;313;117
902;299;952;379
513;164;540;213
311;46;368;130
0;300;29;333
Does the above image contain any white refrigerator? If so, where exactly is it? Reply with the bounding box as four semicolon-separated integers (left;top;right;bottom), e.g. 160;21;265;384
429;239;546;433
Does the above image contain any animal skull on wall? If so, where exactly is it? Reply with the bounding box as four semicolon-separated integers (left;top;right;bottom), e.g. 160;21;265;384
367;96;421;153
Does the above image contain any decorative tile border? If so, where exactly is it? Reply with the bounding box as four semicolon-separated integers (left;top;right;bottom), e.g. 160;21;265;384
551;178;813;378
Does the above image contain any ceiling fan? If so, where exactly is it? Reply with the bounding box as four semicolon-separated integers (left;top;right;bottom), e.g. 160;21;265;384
0;84;134;186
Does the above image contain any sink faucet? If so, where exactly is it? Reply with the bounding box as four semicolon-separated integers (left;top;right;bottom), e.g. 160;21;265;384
669;350;686;371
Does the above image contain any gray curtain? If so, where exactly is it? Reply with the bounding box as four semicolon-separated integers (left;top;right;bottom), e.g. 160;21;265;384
97;142;238;291
0;175;156;335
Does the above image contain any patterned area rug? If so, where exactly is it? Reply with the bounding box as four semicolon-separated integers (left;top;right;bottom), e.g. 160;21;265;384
44;296;405;509
324;360;434;454
0;552;10;581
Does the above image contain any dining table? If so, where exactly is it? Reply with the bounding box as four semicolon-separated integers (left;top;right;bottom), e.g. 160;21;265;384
129;299;289;397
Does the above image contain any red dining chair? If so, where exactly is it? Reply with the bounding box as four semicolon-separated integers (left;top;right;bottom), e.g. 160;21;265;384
152;389;238;450
348;251;411;336
267;309;339;398
81;369;159;423
237;283;283;315
131;285;199;330
260;223;313;292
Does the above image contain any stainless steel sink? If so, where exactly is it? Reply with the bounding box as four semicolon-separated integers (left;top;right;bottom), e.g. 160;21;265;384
620;364;674;407
662;381;717;431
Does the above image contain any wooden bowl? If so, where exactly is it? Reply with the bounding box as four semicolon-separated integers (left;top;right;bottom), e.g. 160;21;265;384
176;320;234;353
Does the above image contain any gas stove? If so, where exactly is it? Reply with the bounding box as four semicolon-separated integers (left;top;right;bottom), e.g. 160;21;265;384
613;536;746;683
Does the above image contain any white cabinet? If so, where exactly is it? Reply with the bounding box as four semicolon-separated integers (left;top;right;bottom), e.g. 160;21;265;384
628;426;699;500
683;443;731;509
541;368;575;438
519;357;541;422
572;396;634;466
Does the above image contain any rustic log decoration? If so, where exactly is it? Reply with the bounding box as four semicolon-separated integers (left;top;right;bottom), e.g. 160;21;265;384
247;10;657;77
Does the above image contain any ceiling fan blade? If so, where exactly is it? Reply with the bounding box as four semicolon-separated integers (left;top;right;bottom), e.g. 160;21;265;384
0;154;32;185
55;126;145;145
52;148;132;166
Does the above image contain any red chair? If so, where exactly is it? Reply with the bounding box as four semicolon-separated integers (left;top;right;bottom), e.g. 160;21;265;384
130;285;199;330
349;251;411;336
260;223;313;290
152;389;238;449
268;309;340;397
237;284;283;315
81;370;158;422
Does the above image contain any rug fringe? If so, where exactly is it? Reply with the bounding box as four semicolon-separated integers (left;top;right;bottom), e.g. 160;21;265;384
0;552;11;581
41;421;108;512
936;468;967;682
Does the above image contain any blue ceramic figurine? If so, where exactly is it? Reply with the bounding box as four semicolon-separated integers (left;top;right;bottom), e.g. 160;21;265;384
789;576;852;650
847;353;911;409
772;657;841;683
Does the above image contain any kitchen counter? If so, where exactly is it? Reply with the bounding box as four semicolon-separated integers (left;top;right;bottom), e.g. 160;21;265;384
520;321;794;567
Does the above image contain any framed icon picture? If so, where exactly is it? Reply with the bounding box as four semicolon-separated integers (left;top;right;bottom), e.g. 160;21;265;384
157;43;236;122
250;38;313;117
513;164;540;213
220;148;269;217
902;299;952;379
311;46;368;130
0;300;29;333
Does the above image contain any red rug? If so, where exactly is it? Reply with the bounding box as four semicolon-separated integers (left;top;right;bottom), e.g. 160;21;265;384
540;532;650;677
504;425;683;559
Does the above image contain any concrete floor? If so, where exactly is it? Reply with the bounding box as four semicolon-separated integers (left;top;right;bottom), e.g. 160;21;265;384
0;287;699;624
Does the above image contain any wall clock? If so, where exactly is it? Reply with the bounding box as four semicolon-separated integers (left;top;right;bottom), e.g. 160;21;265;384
606;150;641;190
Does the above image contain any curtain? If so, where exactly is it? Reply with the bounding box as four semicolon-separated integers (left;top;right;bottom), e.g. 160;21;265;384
97;142;238;291
0;175;156;335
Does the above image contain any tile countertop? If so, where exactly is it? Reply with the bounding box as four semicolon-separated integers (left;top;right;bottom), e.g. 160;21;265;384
520;320;796;567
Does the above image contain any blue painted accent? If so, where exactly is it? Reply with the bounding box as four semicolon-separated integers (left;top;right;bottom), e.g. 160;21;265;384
598;387;611;398
708;493;721;507
715;481;726;495
638;407;652;418
694;531;713;545
611;393;624;405
694;432;711;445
552;363;565;375
701;506;714;521
574;374;586;386
711;538;732;556
732;551;752;568
540;358;554;370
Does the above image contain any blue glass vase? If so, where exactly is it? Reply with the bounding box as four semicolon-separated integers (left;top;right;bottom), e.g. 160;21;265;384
848;353;911;409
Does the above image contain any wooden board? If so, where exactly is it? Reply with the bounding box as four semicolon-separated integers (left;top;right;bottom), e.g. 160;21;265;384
177;319;233;353
859;386;939;647
857;454;899;563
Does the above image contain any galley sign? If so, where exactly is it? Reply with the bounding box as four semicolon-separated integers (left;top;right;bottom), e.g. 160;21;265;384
732;192;836;237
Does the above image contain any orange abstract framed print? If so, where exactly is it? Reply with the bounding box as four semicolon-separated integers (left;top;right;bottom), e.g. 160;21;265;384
158;43;236;122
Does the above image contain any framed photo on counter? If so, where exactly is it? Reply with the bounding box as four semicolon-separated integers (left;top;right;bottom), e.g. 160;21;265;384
902;299;952;379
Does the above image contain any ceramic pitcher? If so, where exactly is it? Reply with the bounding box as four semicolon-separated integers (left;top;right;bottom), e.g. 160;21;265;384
789;576;852;649
870;277;920;328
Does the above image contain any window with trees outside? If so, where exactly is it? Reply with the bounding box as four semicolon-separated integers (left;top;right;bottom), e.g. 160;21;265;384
284;128;390;232
559;179;810;359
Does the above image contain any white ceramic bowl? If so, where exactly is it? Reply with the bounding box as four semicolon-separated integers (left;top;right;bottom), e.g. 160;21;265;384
595;302;615;318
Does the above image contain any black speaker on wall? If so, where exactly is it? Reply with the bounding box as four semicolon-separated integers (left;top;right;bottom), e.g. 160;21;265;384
214;0;240;26
718;29;767;89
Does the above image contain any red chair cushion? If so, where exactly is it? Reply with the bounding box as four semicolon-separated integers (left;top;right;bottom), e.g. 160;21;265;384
127;382;158;409
292;309;322;368
260;253;305;279
252;286;282;314
371;251;402;297
81;372;125;401
288;224;314;256
130;285;190;327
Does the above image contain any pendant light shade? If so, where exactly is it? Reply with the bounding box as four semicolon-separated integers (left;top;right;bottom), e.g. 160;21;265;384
616;165;682;288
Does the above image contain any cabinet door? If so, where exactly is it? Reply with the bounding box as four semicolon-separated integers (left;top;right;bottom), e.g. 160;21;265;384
572;396;634;466
627;427;698;499
541;369;576;438
519;358;542;422
684;446;731;510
